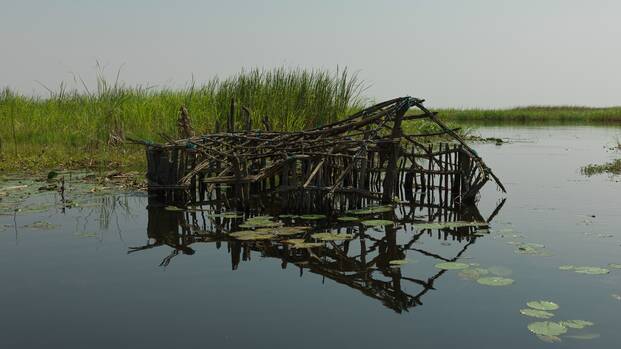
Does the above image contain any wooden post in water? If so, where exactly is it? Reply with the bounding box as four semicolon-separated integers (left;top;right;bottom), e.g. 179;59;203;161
382;104;407;203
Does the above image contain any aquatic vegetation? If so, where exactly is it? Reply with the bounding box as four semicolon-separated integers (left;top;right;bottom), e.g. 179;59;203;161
389;259;409;266
23;221;59;230
412;221;487;230
527;321;567;336
536;335;562;343
515;243;551;256
559;320;594;329
361;219;394;227
278;214;299;219
74;232;97;238
346;205;393;215
559;265;575;270
239;216;282;228
337;216;359;222
434;262;469;270
257;226;309;236
311;232;354;241
283;239;323;249
608;263;621;269
581;159;621;177
519;309;555;319
300;214;327;220
573;266;610;275
164;206;184;211
229;230;274;241
476;277;514;286
488;266;512;277
527;301;559;311
458;267;489;281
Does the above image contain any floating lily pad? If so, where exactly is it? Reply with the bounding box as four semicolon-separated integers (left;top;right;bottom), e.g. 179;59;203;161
361;219;394;227
608;263;621;269
347;205;393;215
229;230;274;240
536;335;562;343
573;266;609;275
515;243;552;256
74;232;97;238
527;301;559;311
164;206;184;211
489;266;513;277
559;265;575;271
520;309;555;319
560;320;594;329
278;214;300;219
23;221;59;230
283;239;323;249
239;217;282;228
257;226;309;236
337;216;359;222
311;232;354;241
476;277;514;286
527;322;567;336
435;262;469;270
413;221;487;230
458;267;490;281
300;214;327;220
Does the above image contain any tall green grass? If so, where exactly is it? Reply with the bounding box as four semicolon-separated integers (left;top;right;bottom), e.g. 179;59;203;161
0;67;365;172
437;106;621;124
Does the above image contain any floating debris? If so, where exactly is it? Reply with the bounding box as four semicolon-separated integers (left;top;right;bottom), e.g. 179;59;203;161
476;277;514;286
434;262;469;270
527;301;559;311
527;321;567;336
520;309;555;319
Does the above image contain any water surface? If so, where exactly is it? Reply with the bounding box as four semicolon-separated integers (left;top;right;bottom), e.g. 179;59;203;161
1;126;620;348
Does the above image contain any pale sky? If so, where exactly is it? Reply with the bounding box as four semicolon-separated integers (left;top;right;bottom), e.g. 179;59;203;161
1;0;620;107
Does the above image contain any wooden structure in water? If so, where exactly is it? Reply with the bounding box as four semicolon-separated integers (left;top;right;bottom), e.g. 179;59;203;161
130;196;506;313
138;97;505;209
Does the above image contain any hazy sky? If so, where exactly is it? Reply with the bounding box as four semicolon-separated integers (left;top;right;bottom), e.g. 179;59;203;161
2;0;620;107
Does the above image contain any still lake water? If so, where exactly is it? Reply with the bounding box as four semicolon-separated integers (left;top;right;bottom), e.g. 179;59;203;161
1;126;620;349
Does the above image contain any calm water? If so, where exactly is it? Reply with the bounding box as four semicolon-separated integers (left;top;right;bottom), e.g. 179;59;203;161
1;126;620;349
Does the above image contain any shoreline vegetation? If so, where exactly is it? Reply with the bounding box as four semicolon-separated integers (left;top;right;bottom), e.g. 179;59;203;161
1;67;620;174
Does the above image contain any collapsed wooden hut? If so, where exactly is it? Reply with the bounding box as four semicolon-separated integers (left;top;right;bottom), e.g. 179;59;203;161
137;96;505;210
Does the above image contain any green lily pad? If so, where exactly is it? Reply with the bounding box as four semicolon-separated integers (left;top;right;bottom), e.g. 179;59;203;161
229;230;274;240
412;221;487;230
458;268;490;281
257;226;309;236
300;214;327;220
164;206;184;211
361;219;394;227
347;205;393;215
574;266;609;275
278;214;300;219
283;239;323;249
536;335;562;343
559;265;575;271
476;277;514;286
489;266;513;277
435;262;469;270
560;320;594;329
527;301;559;311
608;263;621;269
239;216;283;228
527;322;567;336
23;221;59;230
311;232;354;241
337;216;359;222
520;309;555;319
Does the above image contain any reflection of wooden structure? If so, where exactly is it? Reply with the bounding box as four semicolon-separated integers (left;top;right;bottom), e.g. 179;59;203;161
129;196;505;313
138;97;504;208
